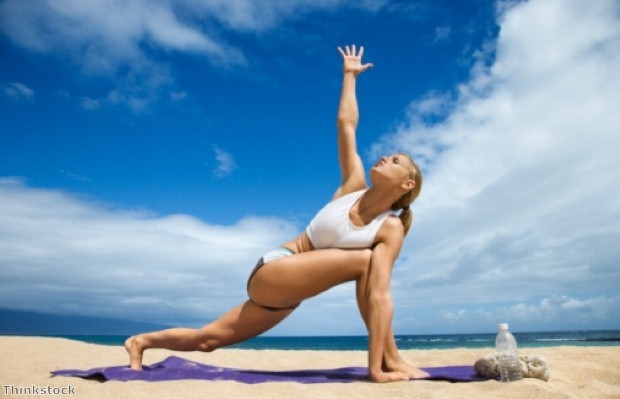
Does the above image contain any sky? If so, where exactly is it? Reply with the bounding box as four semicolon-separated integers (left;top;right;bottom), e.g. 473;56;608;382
1;0;619;336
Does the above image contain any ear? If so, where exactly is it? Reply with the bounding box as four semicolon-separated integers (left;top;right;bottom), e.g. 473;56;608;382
400;179;415;192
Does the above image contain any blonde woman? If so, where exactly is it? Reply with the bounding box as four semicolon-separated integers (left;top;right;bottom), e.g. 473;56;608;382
126;45;427;382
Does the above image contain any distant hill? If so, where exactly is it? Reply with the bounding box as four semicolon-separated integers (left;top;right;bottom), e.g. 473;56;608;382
0;308;170;335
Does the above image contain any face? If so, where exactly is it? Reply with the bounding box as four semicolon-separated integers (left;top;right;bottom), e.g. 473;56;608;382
370;153;415;190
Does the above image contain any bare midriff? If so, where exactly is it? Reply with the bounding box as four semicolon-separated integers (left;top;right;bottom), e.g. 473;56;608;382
282;231;315;254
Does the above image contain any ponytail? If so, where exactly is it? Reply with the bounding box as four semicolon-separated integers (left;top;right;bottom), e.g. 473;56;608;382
399;206;413;236
391;154;423;236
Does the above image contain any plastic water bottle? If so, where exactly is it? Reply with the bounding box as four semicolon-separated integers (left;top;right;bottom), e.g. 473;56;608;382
495;323;523;382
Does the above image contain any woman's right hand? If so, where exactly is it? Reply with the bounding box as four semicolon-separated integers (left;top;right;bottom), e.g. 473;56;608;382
338;45;374;76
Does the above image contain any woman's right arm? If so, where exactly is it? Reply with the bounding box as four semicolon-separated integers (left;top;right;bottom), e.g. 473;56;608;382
333;45;373;199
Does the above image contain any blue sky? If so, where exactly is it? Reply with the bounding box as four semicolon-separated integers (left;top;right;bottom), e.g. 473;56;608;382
1;0;619;335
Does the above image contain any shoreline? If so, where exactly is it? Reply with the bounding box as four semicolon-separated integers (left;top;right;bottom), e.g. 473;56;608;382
3;330;619;350
1;336;619;398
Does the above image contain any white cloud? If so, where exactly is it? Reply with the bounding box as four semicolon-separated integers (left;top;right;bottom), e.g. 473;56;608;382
440;308;466;322
432;25;451;44
0;1;243;73
212;146;237;179
432;294;620;331
80;97;101;111
181;0;386;31
0;178;299;326
59;170;92;183
0;0;385;111
372;0;620;328
170;91;187;102
1;82;34;102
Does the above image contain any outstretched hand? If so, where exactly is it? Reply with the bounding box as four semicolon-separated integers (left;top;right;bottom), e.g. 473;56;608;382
338;45;373;76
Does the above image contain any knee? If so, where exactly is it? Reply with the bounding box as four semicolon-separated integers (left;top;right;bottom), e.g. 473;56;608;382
197;338;219;352
197;342;216;352
194;328;218;352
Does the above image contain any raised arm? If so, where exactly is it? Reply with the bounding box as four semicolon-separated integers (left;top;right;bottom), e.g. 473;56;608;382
334;45;374;199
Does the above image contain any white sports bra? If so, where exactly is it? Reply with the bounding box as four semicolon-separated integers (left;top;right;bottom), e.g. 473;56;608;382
305;189;393;249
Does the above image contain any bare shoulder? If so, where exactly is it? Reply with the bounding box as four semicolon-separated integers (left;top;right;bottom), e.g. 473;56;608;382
375;215;405;245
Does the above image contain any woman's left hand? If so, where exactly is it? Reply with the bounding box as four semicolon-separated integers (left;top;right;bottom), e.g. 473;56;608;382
338;45;374;76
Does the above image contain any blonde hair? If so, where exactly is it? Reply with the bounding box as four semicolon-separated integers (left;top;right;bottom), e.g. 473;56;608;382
390;153;423;236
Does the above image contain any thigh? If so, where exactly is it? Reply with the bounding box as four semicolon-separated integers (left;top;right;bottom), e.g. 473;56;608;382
248;248;372;308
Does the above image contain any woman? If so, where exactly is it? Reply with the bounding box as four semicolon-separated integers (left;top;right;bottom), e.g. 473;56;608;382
126;45;426;383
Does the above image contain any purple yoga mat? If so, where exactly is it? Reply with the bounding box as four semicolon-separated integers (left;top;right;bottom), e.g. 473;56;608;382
51;356;493;384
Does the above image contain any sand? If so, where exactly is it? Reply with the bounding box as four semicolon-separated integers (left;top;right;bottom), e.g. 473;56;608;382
1;336;619;399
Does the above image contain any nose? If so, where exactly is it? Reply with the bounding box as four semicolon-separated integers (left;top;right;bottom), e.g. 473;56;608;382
375;157;388;168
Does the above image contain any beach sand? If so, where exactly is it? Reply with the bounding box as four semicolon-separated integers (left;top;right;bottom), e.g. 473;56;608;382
1;337;619;399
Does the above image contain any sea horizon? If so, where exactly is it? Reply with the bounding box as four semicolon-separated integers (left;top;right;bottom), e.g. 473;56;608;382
4;329;619;351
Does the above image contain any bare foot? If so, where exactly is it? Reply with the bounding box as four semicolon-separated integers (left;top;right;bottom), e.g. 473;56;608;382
124;336;144;370
384;361;430;379
369;370;410;383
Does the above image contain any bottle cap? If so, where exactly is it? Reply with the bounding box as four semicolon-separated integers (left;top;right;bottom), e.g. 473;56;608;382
497;323;509;330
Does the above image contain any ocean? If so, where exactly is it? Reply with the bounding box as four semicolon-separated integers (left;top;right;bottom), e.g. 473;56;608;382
24;329;620;350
